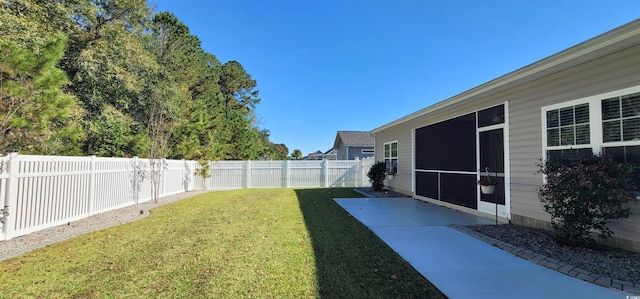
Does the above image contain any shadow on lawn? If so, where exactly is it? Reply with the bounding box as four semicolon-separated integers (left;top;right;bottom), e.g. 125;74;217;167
294;188;445;299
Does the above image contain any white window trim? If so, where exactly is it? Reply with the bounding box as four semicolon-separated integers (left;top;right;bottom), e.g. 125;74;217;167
541;85;640;161
384;140;398;174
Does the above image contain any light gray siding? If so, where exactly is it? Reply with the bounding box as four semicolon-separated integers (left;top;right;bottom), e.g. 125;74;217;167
507;44;640;234
374;124;413;195
372;33;640;249
336;140;346;160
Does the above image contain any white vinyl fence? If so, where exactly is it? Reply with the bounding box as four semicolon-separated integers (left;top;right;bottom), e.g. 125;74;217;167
0;154;373;241
0;154;198;241
205;159;373;189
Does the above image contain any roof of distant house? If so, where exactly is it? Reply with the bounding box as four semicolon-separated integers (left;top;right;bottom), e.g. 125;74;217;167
304;148;337;160
334;131;375;149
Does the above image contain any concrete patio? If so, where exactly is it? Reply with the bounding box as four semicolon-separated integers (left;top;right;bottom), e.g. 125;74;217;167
334;197;631;299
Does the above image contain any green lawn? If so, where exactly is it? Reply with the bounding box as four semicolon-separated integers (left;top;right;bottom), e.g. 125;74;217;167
0;188;445;298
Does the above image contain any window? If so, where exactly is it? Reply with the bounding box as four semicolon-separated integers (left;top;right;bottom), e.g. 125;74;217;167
603;145;640;185
544;103;591;160
546;103;590;147
361;149;374;154
542;86;640;188
384;141;398;175
602;92;640;142
477;104;505;127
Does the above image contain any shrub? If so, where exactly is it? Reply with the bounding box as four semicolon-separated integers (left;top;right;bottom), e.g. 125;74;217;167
194;159;211;179
538;154;635;247
367;161;387;191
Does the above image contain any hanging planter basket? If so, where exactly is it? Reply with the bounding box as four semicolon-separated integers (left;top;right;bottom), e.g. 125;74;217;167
481;185;495;195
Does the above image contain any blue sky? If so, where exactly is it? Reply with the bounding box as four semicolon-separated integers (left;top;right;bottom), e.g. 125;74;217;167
150;0;639;157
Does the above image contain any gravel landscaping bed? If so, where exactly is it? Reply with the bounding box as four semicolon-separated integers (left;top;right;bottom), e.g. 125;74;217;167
465;224;640;285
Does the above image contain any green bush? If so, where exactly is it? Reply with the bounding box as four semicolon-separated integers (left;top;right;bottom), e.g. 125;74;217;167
538;154;635;246
367;161;387;191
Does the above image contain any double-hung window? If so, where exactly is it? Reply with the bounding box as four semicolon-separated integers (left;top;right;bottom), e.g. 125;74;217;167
601;92;640;173
384;141;398;175
544;103;593;160
542;86;640;188
602;93;640;143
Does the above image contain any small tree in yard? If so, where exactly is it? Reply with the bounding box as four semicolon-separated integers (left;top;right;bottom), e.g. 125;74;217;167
367;161;387;191
538;154;635;247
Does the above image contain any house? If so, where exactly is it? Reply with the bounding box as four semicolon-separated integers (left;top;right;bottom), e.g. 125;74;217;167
304;148;337;160
371;19;640;251
333;131;375;160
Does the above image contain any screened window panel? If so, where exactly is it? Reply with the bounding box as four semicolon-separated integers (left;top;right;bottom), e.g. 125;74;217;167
576;125;590;144
575;104;590;124
602;98;620;120
547;128;560;146
415;172;438;200
547;150;562;162
477;104;505;127
560;127;575;145
546;104;590;147
385;159;397;174
479;129;504;173
440;173;477;209
560;107;574;126
384;141;398;174
547;148;593;161
603;121;622;142
602;93;640;143
605;146;640;164
547;110;559;127
623;118;640;141
414;113;476;172
629;146;640;165
622;93;640;118
603;145;640;190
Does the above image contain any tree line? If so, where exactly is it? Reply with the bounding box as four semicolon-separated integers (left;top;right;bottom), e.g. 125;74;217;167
0;0;291;161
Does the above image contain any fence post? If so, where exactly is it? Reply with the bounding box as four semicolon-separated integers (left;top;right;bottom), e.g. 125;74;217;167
182;159;189;192
132;156;139;205
245;160;251;188
3;153;19;240
356;158;361;187
161;159;167;198
88;155;96;215
283;160;290;188
207;160;213;190
323;159;329;187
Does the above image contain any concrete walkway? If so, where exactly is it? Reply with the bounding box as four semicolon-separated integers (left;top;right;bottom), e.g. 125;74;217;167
334;197;631;299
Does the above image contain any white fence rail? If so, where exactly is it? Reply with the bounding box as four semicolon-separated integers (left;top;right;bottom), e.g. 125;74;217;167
206;159;373;189
0;154;373;241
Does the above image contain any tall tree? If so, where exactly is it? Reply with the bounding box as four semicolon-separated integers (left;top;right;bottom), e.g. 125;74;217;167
218;60;260;116
0;0;288;160
0;34;84;155
60;0;157;157
0;0;75;47
146;12;224;161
